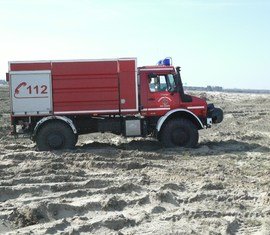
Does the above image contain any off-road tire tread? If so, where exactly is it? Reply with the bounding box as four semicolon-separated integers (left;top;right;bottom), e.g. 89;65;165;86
36;121;76;151
160;118;199;148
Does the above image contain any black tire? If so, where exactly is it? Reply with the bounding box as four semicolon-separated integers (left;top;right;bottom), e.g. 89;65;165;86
36;121;76;151
160;118;199;148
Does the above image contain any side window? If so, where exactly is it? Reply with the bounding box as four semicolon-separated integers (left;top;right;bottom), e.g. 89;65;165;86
149;75;167;92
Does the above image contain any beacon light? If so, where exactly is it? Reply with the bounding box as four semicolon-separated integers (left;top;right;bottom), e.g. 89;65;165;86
157;57;172;66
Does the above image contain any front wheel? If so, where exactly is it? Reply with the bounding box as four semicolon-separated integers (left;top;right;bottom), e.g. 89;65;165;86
36;121;76;151
160;118;199;148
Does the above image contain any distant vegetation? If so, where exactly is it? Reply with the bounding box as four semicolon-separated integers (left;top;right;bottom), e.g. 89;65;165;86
0;80;7;85
185;85;270;94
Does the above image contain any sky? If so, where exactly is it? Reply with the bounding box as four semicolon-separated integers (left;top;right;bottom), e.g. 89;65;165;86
0;0;269;89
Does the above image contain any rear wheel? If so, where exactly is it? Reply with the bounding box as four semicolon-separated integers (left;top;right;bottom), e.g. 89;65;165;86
36;121;76;151
160;118;198;148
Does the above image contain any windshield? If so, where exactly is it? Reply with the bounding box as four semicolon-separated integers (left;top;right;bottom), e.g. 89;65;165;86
167;74;176;91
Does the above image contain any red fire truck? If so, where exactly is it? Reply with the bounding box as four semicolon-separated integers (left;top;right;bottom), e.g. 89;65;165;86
7;57;223;150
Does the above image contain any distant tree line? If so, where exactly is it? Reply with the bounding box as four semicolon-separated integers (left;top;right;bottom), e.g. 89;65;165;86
0;80;8;85
185;85;270;94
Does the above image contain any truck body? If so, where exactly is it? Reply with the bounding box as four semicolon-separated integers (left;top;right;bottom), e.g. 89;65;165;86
7;57;223;150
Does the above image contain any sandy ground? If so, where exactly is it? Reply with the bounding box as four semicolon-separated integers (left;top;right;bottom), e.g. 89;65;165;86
0;86;270;234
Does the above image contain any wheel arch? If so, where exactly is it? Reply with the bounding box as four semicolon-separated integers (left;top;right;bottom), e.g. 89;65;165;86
156;109;204;134
33;116;77;139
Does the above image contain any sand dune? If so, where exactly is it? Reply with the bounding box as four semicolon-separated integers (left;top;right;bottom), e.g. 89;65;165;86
0;87;270;234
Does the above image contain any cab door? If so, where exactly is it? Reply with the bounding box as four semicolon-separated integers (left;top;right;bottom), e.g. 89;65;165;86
141;72;180;116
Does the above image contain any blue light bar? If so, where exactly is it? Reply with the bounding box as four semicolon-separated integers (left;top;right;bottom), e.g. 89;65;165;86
157;57;172;66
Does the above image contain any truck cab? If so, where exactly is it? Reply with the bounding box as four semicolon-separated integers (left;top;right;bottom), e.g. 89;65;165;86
137;59;223;147
139;65;207;119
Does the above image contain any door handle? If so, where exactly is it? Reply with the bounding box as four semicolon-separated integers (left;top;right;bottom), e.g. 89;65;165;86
148;98;155;101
